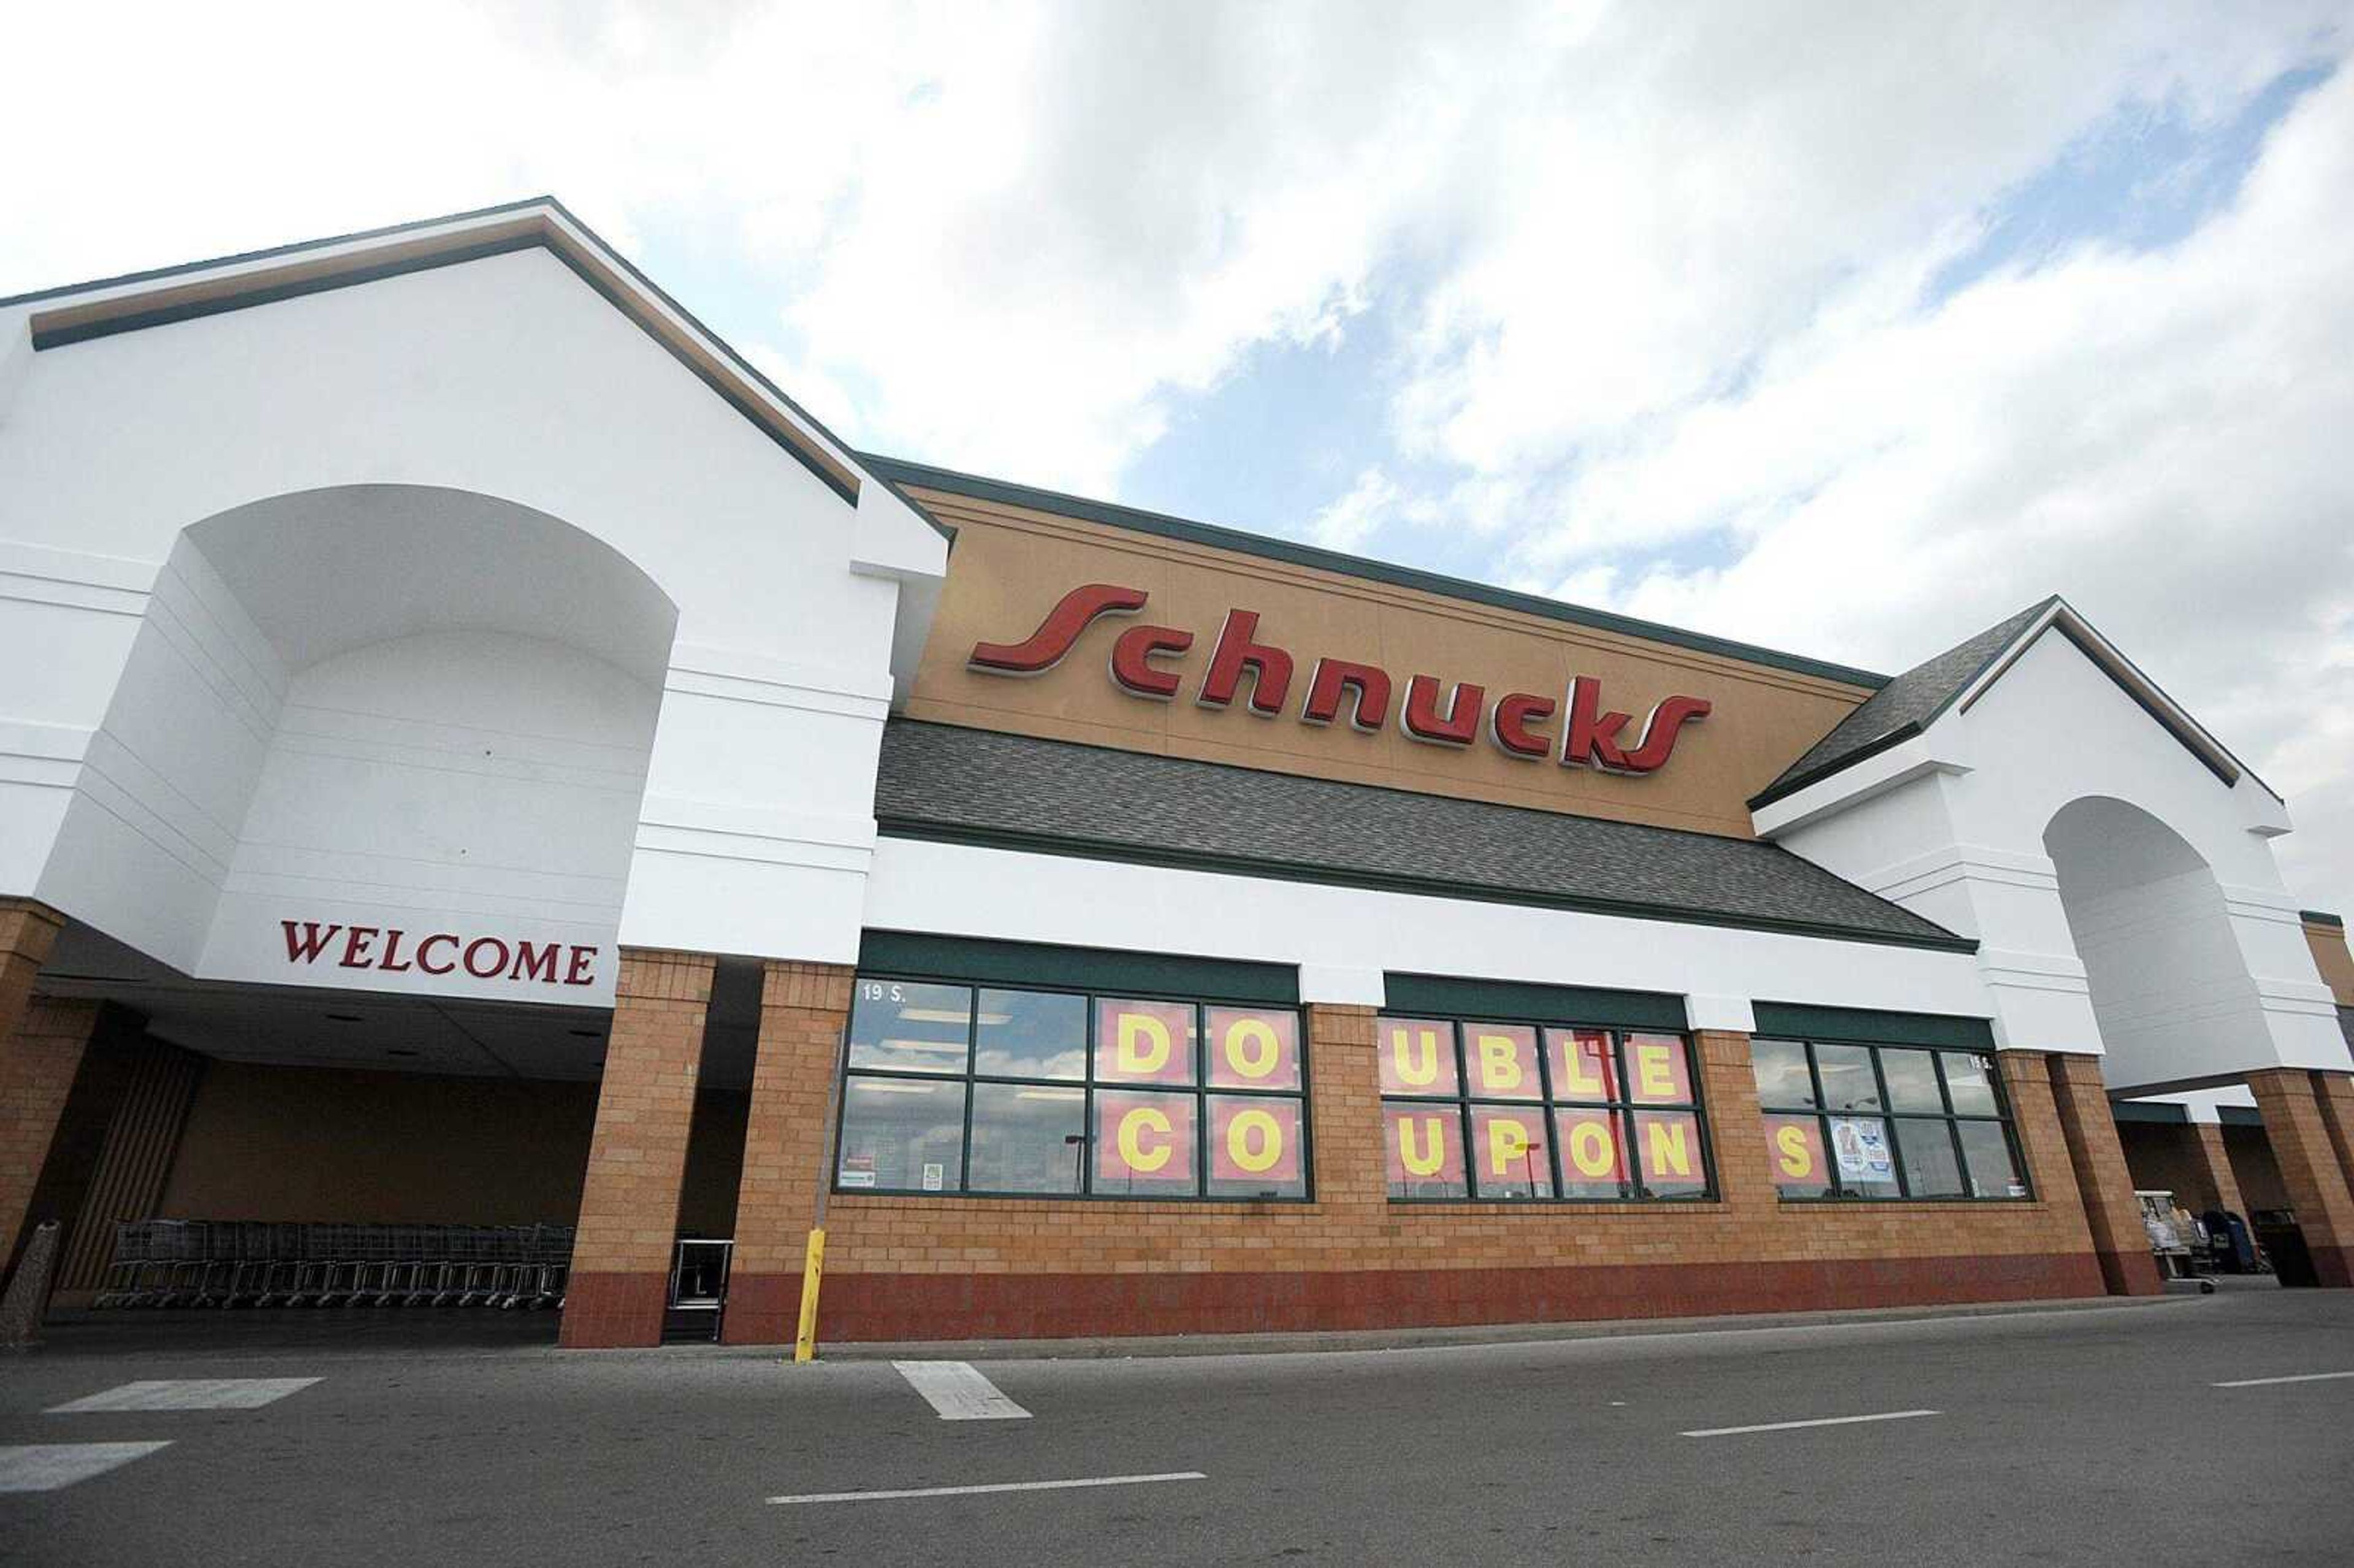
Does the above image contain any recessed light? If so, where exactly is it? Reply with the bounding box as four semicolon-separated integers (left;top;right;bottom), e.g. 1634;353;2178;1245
326;1013;364;1023
568;1029;603;1039
386;1048;420;1059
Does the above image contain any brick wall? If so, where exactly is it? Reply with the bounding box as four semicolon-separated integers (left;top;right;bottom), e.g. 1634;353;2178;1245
559;948;715;1349
2247;1068;2354;1287
720;961;856;1345
0;998;101;1283
736;1008;2117;1344
2044;1054;2162;1296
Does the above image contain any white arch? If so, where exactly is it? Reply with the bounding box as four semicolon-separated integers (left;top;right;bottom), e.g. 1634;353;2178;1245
34;484;679;1002
2044;796;2255;1093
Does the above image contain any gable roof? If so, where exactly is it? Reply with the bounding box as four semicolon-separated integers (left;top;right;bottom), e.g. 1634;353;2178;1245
1750;595;2270;812
3;197;951;547
863;454;1891;691
874;718;1972;951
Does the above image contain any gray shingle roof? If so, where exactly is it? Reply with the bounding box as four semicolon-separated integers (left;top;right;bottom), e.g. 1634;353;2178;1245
1751;598;2055;809
874;720;1970;951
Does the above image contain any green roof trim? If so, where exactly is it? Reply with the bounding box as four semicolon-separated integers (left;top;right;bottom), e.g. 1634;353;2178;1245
1750;1002;1996;1050
2302;909;2345;928
856;930;1297;1005
1382;973;1686;1032
863;454;1891;691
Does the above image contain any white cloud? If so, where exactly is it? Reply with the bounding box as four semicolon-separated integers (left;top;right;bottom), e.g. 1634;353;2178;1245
1541;66;2354;905
1303;466;1398;550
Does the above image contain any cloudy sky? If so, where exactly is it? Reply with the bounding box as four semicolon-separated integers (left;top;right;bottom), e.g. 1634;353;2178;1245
6;2;2349;910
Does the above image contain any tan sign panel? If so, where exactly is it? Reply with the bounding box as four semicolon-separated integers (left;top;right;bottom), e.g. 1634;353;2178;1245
903;487;1872;839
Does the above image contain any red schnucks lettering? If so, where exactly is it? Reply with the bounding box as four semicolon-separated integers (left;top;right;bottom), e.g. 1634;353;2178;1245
509;941;560;984
564;946;598;986
1561;676;1634;771
281;921;343;964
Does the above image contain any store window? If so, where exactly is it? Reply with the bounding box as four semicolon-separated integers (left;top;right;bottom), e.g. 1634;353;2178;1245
835;978;1309;1200
1378;1016;1712;1202
1751;1038;2028;1201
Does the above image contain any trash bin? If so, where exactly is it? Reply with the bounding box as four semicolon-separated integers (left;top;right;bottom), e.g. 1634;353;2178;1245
2250;1208;2316;1287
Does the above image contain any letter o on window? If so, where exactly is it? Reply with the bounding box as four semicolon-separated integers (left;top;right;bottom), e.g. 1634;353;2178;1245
463;937;512;979
1225;1108;1283;1173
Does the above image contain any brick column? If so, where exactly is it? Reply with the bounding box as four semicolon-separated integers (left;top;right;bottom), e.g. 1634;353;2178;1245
1305;1005;1384;1212
0;900;63;1045
2187;1122;2249;1218
0;998;102;1286
1692;1031;1776;1215
559;949;715;1349
2311;1073;2354;1200
2246;1068;2354;1288
720;961;855;1346
2045;1053;2162;1296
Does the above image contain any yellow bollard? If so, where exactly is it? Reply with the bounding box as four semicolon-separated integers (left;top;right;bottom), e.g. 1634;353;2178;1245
793;1227;827;1363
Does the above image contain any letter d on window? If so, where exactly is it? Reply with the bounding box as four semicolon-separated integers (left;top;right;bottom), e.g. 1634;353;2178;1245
1116;1013;1171;1076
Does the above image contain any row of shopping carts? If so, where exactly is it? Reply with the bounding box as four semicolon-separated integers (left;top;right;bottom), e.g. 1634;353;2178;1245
93;1221;576;1311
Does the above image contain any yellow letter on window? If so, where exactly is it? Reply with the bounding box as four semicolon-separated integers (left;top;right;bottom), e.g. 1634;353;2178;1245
1116;1013;1172;1076
1396;1115;1446;1176
1390;1026;1442;1087
1644;1119;1691;1178
1474;1033;1524;1092
1117;1106;1173;1172
1227;1108;1283;1173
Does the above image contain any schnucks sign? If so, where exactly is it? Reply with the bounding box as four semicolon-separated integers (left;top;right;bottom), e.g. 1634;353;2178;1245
969;582;1712;774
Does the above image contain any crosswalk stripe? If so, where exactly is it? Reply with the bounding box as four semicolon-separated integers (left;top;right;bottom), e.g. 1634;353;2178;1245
48;1378;320;1413
891;1360;1032;1420
0;1443;172;1493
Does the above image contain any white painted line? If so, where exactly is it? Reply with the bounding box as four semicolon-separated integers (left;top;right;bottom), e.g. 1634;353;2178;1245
48;1378;320;1414
2212;1370;2354;1388
1683;1409;1940;1438
0;1443;172;1493
769;1472;1206;1506
892;1360;1032;1421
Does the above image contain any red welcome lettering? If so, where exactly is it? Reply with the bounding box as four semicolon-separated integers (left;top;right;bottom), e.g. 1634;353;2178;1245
969;583;1148;674
509;941;560;983
281;921;343;964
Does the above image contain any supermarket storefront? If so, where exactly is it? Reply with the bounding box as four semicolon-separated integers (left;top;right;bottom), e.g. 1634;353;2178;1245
4;199;2353;1348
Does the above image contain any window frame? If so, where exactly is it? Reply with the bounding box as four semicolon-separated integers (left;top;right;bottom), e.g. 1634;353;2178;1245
1754;1037;2032;1203
832;974;1314;1203
1379;1013;1716;1205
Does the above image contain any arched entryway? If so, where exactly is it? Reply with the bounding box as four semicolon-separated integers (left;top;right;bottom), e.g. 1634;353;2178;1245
2046;796;2354;1286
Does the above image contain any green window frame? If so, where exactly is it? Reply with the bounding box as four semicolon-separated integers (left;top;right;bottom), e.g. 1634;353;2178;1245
1751;1037;2032;1203
1377;1014;1715;1203
833;974;1312;1202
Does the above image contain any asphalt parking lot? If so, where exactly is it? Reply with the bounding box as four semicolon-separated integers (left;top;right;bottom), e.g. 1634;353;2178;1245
2;1288;2348;1566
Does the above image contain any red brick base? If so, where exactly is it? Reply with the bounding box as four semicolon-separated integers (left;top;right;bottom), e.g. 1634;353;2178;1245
2307;1244;2354;1290
717;1252;2106;1344
557;1271;669;1348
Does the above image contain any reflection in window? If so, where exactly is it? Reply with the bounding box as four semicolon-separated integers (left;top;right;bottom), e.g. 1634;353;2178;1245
1752;1038;2027;1203
836;978;1308;1201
